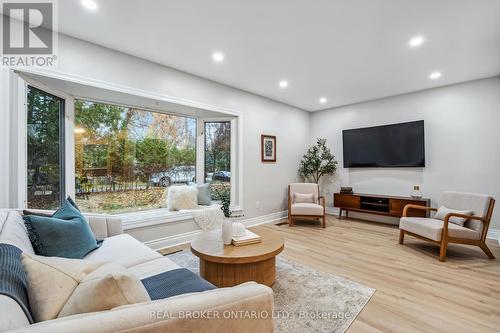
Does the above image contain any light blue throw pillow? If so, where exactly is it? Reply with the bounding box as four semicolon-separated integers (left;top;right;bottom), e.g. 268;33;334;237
189;182;212;206
23;198;100;259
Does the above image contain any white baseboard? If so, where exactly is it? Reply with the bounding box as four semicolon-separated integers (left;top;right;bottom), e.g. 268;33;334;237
144;230;201;251
487;229;500;242
242;210;288;228
144;210;288;251
325;207;338;215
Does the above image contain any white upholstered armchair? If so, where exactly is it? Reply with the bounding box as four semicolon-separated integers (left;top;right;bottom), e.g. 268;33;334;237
288;183;326;228
399;191;496;262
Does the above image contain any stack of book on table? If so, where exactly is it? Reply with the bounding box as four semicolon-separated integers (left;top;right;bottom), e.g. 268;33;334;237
231;230;262;246
340;186;353;194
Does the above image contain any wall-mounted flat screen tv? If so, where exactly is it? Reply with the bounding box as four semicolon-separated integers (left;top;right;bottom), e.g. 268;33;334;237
342;120;425;168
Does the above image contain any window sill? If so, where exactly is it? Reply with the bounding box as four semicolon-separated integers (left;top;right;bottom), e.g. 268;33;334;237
119;205;242;230
120;209;195;230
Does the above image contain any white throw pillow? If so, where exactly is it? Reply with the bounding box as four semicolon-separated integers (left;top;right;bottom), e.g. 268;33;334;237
168;185;199;211
434;206;473;226
294;192;315;204
21;253;150;322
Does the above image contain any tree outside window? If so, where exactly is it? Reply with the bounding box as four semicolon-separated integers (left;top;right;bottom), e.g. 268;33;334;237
204;122;231;200
74;100;196;213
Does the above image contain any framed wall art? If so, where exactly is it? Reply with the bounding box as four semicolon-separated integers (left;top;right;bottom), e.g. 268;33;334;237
261;135;276;162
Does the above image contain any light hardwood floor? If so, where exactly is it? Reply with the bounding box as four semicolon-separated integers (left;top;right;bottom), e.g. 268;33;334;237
162;216;500;332
263;216;500;333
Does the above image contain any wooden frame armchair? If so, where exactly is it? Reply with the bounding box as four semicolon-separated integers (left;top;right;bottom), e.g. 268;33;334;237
288;183;326;228
398;191;496;262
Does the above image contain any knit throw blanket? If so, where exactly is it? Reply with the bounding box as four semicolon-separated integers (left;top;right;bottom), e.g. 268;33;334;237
141;268;215;300
0;243;34;323
180;205;224;231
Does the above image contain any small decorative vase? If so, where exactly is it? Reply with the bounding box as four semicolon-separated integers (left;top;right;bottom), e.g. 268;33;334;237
411;185;423;199
222;218;233;245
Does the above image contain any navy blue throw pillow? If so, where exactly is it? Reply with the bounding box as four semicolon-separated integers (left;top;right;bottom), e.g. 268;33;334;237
23;198;100;259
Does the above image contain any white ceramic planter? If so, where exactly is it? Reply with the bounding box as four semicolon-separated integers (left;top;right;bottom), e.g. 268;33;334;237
221;218;233;245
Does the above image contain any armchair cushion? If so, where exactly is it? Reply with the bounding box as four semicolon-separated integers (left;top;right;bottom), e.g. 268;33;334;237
293;192;314;204
434;206;472;226
441;191;492;233
289;183;318;203
290;203;323;216
400;217;480;241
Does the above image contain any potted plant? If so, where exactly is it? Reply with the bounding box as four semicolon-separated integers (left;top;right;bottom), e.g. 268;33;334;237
299;138;338;184
214;187;243;245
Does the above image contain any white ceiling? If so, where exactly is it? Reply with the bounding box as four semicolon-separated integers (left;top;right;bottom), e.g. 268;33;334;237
52;0;500;111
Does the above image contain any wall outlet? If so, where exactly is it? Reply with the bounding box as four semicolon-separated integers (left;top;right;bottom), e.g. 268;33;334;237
255;201;260;209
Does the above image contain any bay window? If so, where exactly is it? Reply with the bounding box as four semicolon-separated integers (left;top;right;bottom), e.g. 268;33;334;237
20;74;239;218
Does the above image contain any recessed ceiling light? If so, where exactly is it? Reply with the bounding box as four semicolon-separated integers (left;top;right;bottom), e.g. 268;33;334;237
81;0;97;10
319;97;327;104
212;52;224;63
279;80;288;88
408;35;425;48
429;71;442;80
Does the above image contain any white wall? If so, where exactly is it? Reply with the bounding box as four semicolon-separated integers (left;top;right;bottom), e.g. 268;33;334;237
0;34;310;220
0;68;10;207
311;76;500;229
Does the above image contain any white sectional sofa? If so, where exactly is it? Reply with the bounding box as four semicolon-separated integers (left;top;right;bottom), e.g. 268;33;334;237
0;210;275;332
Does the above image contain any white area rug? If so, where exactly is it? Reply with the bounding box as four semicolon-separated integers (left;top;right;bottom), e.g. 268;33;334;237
167;251;375;333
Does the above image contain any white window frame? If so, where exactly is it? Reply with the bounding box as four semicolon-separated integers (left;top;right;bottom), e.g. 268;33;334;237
14;69;243;219
198;117;239;208
15;75;73;208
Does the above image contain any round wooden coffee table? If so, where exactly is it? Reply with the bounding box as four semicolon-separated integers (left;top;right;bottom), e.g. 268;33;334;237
190;227;284;287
